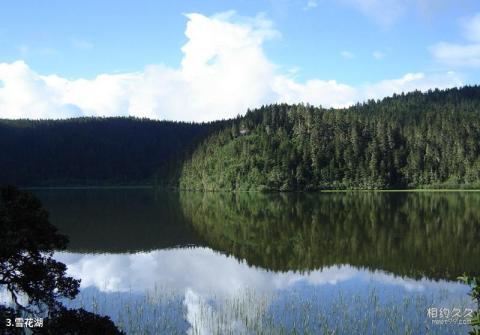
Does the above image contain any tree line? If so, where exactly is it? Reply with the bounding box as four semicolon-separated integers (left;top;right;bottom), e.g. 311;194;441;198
0;117;223;186
175;86;480;190
3;86;480;190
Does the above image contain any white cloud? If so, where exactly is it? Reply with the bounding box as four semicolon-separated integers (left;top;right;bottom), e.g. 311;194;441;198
1;12;279;122
363;71;463;99
340;50;355;59
0;12;464;121
430;12;480;68
373;51;386;59
273;71;462;109
430;42;480;67
273;76;358;108
0;61;81;119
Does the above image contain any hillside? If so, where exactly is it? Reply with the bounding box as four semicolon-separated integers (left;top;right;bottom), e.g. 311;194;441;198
0;117;220;186
176;86;480;190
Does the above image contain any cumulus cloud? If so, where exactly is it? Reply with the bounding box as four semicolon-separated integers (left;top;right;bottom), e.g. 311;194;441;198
273;76;358;108
362;71;463;100
430;12;480;68
0;12;278;122
0;12;464;121
0;61;81;119
430;42;480;67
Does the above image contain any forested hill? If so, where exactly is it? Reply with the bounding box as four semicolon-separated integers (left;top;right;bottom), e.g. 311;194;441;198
176;86;480;191
0;117;219;186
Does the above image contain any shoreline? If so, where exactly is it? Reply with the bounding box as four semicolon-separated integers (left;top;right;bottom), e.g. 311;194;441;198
20;185;480;192
23;185;155;190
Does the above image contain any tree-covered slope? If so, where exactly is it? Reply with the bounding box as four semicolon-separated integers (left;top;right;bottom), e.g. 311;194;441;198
0;117;219;186
177;86;480;190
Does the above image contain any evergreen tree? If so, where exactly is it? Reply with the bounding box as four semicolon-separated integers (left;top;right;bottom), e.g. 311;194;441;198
174;86;480;191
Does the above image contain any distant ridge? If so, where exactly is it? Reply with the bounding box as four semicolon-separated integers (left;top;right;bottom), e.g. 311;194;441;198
3;86;480;190
0;117;221;186
172;86;480;191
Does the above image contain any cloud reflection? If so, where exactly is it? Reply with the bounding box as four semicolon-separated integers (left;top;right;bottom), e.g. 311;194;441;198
54;247;470;335
55;247;461;296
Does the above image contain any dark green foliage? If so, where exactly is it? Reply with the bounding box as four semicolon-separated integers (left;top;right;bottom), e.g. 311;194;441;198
0;117;218;186
0;186;124;334
176;86;480;190
0;186;79;311
41;307;124;335
1;305;124;335
35;189;203;253
180;191;480;279
459;275;480;334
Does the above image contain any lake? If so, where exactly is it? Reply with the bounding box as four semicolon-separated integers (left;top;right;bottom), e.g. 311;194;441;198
33;189;479;334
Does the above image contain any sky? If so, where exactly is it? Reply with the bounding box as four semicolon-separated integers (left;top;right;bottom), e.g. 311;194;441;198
0;0;479;121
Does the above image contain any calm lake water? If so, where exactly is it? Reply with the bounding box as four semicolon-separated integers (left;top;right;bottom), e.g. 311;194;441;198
33;189;479;334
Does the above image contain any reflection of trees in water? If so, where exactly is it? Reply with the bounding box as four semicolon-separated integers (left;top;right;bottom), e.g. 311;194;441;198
36;189;203;253
180;191;480;280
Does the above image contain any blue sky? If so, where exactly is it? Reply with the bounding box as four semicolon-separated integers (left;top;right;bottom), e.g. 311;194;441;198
0;0;479;121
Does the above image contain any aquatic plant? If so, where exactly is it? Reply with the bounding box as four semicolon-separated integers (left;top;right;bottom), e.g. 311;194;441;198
459;275;480;335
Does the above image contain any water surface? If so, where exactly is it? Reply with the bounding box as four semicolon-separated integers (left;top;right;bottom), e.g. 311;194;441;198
34;189;479;334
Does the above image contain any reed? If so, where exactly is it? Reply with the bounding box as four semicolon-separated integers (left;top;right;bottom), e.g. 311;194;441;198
64;284;474;334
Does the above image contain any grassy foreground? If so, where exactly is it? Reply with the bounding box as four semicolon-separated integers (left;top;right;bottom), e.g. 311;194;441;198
66;285;474;335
